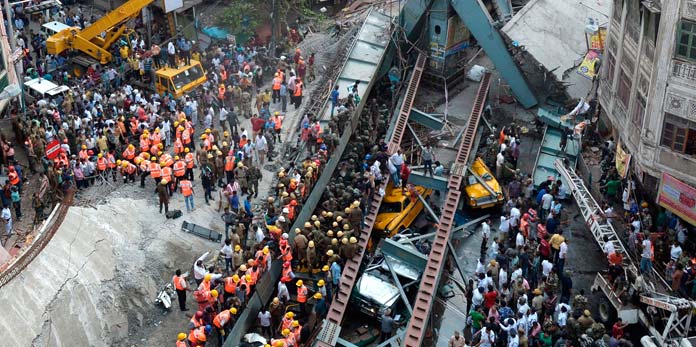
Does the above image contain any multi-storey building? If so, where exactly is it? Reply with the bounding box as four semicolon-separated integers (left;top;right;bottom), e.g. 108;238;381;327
599;0;696;212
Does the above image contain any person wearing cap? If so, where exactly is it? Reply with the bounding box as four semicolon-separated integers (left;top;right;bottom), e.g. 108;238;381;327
577;309;595;331
156;179;170;214
269;297;285;333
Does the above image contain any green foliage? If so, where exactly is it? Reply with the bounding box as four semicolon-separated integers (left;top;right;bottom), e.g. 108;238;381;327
217;0;264;39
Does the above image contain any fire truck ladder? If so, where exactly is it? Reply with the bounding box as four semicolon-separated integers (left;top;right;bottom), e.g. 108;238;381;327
402;72;491;347
639;293;695;346
554;159;696;346
552;159;637;275
314;53;428;347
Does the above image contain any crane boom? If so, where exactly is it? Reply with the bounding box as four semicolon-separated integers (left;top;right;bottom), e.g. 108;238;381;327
46;0;154;64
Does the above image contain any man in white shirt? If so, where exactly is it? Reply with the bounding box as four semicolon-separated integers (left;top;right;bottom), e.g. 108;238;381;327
558;239;568;274
602;236;615;256
511;266;523;284
556;303;571;327
541;192;553;217
277;280;290;302
476;325;495;347
255;134;268;164
220;241;234;273
472;287;484;308
389;150;404;187
671;241;683;261
516;231;525;249
641;238;653;274
541;259;554;277
2;206;12;236
480;219;491;254
496;152;505;178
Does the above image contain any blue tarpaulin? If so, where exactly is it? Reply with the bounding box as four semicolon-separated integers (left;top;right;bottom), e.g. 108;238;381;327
202;26;229;40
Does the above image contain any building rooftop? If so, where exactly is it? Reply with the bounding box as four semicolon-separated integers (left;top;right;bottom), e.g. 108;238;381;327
501;0;611;82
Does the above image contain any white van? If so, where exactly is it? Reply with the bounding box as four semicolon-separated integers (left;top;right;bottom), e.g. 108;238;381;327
23;77;70;102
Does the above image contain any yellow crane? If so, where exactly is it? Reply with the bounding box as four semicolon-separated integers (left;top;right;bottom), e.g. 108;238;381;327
46;0;154;64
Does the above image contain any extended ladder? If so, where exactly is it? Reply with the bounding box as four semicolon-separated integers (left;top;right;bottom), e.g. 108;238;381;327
552;159;637;275
402;72;491;347
314;53;428;347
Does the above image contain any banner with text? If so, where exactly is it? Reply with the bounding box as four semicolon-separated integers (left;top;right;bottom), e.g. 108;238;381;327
615;141;631;178
658;173;696;226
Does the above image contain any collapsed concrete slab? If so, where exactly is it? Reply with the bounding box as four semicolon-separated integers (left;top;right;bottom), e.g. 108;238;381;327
0;192;224;346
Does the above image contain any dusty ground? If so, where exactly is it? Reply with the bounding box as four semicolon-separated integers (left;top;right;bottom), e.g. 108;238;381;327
0;12;365;347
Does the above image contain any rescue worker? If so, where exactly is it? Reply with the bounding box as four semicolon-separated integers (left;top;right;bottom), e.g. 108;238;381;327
180;178;195;212
176;333;188;347
162;163;174;196
212;307;237;345
188;325;211;346
280;312;294;333
296;279;309;314
121;161;137;183
150;157;162;185
224;153;235;185
172;269;191;311
184;147;195;180
138;155;150;188
96;153;108;178
173;156;187;186
223;274;239;301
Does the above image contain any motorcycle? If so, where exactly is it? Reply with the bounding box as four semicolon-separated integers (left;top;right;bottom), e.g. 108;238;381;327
155;282;177;310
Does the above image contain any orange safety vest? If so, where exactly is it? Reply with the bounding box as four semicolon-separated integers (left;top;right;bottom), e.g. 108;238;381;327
203;138;212;151
107;153;116;168
281;317;293;331
174;138;184;155
213;310;231;329
97;157;107;171
176;340;187;347
273;116;283;130
185;153;195;169
140;136;150;152
272;77;282;90
161;167;173;183
78;149;89;161
281;267;292;282
123;147;135;160
151;133;162;147
223;277;237;294
286;333;297;347
160;154;174;167
239;137;248;149
173;161;186;177
181;129;191;144
190;315;203;329
173;275;186;290
189;326;207;345
149;162;162;178
294;82;303;97
139;159;151;172
520;219;529;238
124;163;136;175
224;156;235;171
297;285;307;303
8;171;19;185
282;246;293;262
180;180;193;196
247;268;259;285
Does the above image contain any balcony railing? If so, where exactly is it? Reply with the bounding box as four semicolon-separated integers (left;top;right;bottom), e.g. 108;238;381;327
672;60;696;81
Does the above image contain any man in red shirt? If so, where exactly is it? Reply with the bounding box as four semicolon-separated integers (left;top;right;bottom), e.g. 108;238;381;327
483;285;498;310
612;318;629;339
250;114;266;139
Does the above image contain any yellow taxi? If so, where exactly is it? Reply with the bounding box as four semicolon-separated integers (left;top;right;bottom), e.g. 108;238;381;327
155;60;207;98
464;157;504;209
374;184;432;237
